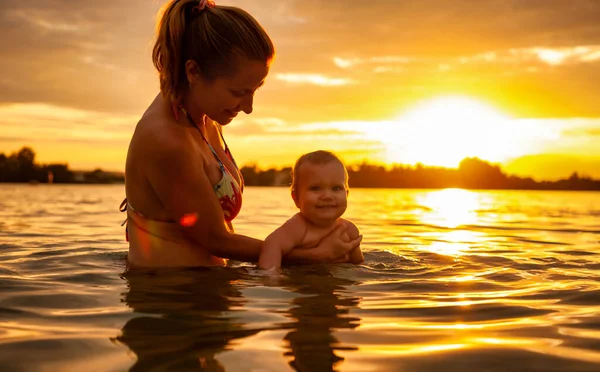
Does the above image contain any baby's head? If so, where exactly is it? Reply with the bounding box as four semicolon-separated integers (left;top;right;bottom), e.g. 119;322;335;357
291;151;349;227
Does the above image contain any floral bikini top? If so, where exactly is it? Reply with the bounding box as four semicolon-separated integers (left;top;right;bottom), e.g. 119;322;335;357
178;105;243;222
119;105;243;236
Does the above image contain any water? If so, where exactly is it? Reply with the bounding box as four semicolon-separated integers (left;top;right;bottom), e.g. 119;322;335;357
1;184;599;371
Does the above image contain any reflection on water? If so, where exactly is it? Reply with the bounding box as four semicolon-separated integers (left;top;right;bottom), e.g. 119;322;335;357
417;189;485;256
418;188;481;229
113;265;362;371
114;268;256;371
0;185;600;371
278;267;360;370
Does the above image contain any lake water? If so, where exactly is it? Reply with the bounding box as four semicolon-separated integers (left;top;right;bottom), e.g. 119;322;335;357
1;184;599;371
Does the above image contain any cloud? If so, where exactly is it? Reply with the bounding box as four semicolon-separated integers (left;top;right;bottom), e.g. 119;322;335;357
227;119;363;138
1;0;600;118
272;0;600;61
333;56;413;69
0;103;137;144
332;45;600;76
565;128;600;136
504;154;600;180
275;73;356;86
459;45;600;66
0;0;160;114
560;120;600;137
0;136;29;143
224;117;288;136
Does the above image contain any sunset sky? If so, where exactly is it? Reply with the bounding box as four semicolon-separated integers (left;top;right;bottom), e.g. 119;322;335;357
1;0;599;180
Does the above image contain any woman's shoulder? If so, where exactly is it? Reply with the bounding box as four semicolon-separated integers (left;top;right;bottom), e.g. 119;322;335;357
133;99;193;154
127;100;204;184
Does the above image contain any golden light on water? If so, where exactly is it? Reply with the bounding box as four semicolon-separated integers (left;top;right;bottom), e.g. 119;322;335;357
355;337;558;357
426;233;472;256
346;189;600;366
354;337;600;364
415;188;484;256
359;343;466;356
418;188;481;228
358;316;555;332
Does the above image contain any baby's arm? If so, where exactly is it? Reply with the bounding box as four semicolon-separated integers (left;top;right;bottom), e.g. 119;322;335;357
258;215;306;269
343;220;365;264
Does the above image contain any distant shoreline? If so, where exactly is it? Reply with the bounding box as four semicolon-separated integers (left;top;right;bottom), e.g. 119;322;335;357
2;147;599;191
2;183;599;192
238;158;600;191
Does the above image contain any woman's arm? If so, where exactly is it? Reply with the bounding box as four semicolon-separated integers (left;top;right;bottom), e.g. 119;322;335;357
258;215;306;269
144;131;262;262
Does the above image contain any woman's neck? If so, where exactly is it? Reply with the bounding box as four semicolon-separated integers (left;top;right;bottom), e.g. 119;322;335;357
179;94;208;134
182;94;205;118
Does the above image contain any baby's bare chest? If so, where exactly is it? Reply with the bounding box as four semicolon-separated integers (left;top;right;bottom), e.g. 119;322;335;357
299;222;350;248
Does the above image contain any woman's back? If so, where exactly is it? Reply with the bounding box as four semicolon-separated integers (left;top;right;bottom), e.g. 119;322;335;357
124;94;226;267
125;95;174;221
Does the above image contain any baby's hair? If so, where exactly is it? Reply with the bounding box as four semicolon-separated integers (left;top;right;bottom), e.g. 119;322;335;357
153;0;275;103
291;150;348;192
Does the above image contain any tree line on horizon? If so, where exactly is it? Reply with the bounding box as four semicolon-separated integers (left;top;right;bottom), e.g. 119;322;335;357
241;158;600;191
0;147;123;184
1;146;599;190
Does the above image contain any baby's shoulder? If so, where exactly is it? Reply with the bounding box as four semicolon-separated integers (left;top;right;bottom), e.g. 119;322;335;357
279;213;309;236
287;213;308;227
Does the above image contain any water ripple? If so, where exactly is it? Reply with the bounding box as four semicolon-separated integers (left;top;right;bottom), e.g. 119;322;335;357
0;185;598;371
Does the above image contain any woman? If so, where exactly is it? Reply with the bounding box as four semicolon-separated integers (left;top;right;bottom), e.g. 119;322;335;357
121;0;362;267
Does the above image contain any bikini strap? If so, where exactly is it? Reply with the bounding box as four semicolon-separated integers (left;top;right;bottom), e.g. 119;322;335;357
216;125;239;169
177;106;226;170
119;198;128;242
119;198;128;212
119;198;128;228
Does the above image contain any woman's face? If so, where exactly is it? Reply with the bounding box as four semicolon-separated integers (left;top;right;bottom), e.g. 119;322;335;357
187;57;270;125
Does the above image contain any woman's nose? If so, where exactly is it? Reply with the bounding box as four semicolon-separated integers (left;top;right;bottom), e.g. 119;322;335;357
240;95;254;114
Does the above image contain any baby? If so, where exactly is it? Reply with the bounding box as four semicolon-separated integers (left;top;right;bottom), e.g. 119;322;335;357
258;150;364;269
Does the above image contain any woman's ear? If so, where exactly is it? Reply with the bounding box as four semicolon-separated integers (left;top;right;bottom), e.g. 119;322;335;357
185;60;201;83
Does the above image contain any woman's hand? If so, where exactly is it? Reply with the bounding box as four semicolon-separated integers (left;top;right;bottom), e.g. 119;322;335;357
286;224;362;263
283;224;362;264
316;224;362;262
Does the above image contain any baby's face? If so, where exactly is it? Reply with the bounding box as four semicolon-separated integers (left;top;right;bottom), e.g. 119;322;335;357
293;162;348;227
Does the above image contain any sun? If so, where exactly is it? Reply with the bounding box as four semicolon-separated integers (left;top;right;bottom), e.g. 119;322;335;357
375;96;518;168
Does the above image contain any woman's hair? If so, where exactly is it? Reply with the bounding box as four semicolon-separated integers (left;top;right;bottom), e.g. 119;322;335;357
291;150;349;192
153;0;275;103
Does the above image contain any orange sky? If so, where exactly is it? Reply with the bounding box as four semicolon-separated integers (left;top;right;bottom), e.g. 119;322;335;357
1;0;599;180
